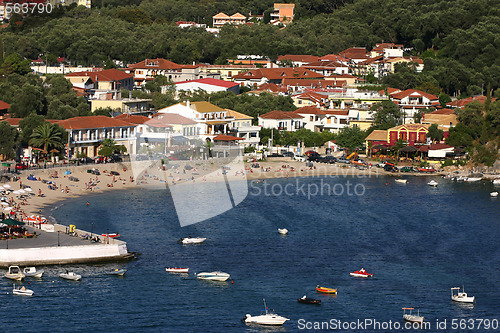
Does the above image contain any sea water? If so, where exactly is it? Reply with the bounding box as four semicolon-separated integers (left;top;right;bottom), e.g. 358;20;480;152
1;176;499;332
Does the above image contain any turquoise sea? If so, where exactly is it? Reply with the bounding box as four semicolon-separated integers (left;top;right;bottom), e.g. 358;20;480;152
1;175;499;332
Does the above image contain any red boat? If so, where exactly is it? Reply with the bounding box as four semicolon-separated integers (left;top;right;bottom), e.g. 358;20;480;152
349;268;373;278
417;167;436;173
101;233;120;239
165;267;189;274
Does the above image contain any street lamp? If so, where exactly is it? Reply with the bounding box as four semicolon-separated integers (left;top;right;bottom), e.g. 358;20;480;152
57;230;60;246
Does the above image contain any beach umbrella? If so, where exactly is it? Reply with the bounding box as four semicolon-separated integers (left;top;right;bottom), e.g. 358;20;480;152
1;202;8;206
0;186;4;190
18;189;26;194
24;188;32;192
400;146;418;153
1;218;24;226
3;207;12;211
3;184;11;189
12;190;20;195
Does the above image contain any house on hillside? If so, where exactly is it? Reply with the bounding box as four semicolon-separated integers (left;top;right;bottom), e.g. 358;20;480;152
212;12;246;27
65;68;134;91
170;78;240;95
233;67;324;87
126;58;207;86
294;106;325;132
225;109;260;145
301;60;349;76
271;3;295;23
291;91;331;109
390;89;440;123
0;100;10;119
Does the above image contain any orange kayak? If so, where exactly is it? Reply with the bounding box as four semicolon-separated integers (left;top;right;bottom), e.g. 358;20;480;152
316;286;337;294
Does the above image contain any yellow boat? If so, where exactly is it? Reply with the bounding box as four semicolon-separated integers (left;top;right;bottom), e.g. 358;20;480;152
316;285;337;294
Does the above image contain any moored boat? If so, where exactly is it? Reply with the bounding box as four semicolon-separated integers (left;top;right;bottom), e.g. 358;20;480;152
428;180;438;187
107;269;126;276
395;179;407;184
278;228;288;235
165;267;189;274
12;284;34;296
5;265;25;281
316;285;337;294
490;192;498;197
297;295;321;304
23;267;44;278
101;233;120;239
196;271;230;281
59;271;82;281
179;237;206;244
451;286;475;303
244;299;289;326
493;179;500;185
403;307;424;324
465;177;482;182
350;268;373;278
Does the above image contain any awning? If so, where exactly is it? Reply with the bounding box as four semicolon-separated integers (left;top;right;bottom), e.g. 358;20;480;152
400;146;418;153
1;218;25;226
206;121;228;125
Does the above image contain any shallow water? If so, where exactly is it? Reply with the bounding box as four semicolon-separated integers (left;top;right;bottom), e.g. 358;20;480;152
1;176;499;332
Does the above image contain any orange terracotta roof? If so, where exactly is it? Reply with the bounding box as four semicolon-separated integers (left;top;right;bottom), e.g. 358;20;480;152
56;116;135;130
447;95;497;108
429;108;455;115
260;110;303;120
282;79;345;88
324;110;349;116
294;106;325;115
389;124;429;131
391;89;438;101
127;58;198;70
114;114;150;125
0;100;10;110
65;68;132;82
213;12;230;18
302;60;346;68
366;130;388;141
253;83;287;93
233;67;324;81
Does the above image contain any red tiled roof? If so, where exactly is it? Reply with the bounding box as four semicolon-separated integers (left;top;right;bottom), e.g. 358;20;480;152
56;116;135;130
379;87;402;96
338;47;369;59
213;134;244;141
233;68;324;80
175;78;239;88
127;58;198;70
253;83;287;93
282;79;345;88
302;60;346;69
0;100;10;110
260;110;304;120
115;114;150;125
391;89;438;101
151;113;197;125
294;106;325;115
429;108;454;115
324;110;349;116
65;68;132;82
447;95;497;108
429;143;453;150
319;54;349;62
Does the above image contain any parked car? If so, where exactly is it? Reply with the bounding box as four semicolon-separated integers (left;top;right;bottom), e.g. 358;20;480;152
15;164;28;170
337;158;351;164
109;155;123;163
90;169;100;175
400;166;416;172
294;155;307;162
282;151;294;157
79;157;94;164
307;154;322;162
319;156;337;164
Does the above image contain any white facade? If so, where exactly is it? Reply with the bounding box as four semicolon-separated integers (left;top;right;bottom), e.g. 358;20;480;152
258;117;305;132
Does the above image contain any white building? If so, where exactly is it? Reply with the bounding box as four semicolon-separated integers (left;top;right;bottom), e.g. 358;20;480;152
258;110;305;132
169;78;240;95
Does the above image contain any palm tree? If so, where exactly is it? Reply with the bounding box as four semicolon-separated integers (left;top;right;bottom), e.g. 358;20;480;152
29;123;63;155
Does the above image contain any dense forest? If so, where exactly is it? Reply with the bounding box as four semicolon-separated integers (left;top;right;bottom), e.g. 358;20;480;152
1;0;500;96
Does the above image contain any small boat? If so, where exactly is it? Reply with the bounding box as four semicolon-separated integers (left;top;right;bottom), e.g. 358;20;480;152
5;265;25;281
101;233;120;239
244;299;289;326
23;267;44;278
491;192;498;197
451;286;475;303
402;307;424;324
428;180;438;187
278;228;288;235
493;179;500;185
179;237;206;244
395;179;407;184
59;271;82;281
107;269;126;276
316;285;337;294
417;167;436;173
196;271;230;281
12;284;34;296
297;295;321;304
350;268;373;278
465;177;482;182
165;267;189;274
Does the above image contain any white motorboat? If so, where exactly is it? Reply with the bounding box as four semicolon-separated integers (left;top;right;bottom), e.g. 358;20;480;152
451;286;475;303
490;192;498;197
179;237;206;244
427;180;438;187
165;267;189;274
107;269;126;276
493;179;500;185
59;271;82;281
278;228;288;235
23;267;44;278
5;265;25;281
465;177;482;182
403;308;424;324
244;299;289;326
196;271;230;281
12;284;34;296
395;179;407;184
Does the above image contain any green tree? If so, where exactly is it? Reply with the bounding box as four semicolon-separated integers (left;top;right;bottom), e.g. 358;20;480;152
370;100;402;130
98;138;127;156
426;124;444;142
0;121;19;159
29;123;64;154
334;126;366;150
19;114;47;147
